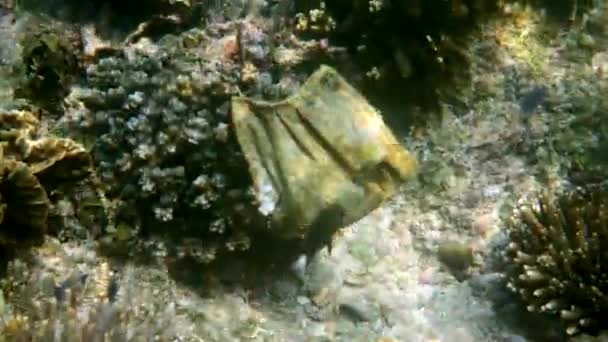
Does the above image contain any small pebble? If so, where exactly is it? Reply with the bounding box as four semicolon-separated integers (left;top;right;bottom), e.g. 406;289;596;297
337;303;372;323
297;296;311;305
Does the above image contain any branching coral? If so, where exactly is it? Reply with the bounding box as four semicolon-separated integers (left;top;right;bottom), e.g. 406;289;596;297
503;185;608;336
66;33;256;263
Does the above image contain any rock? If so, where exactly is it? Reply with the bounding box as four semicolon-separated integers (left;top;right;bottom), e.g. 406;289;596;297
437;241;474;272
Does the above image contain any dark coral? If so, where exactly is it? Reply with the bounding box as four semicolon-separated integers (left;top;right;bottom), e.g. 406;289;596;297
13;24;80;113
294;0;596;126
503;185;608;336
16;0;204;41
0;159;49;246
296;0;504;123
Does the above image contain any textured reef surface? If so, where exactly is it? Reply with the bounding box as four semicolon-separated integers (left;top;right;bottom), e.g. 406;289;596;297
0;0;608;341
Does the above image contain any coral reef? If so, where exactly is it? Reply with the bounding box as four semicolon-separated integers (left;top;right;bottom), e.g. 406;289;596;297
61;16;339;263
0;238;194;341
0;0;607;340
503;185;608;336
0;107;92;186
0;107;93;247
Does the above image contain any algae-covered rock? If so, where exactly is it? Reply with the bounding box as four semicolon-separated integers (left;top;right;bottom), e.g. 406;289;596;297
15;0;203;45
295;0;498;123
231;65;418;243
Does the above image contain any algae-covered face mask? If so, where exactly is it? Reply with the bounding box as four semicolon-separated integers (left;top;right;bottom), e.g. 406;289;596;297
231;65;417;242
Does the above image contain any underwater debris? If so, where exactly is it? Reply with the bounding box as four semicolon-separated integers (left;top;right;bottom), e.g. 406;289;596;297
503;185;608;336
232;65;417;245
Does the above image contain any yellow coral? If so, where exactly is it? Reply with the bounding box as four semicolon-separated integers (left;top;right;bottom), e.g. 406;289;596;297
0;108;92;182
0;107;93;246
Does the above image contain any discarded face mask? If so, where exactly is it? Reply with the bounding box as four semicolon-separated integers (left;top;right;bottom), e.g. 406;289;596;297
231;65;417;244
